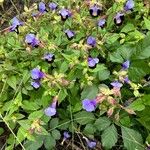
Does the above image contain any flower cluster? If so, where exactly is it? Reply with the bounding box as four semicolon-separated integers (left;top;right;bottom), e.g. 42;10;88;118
31;68;44;89
82;60;137;118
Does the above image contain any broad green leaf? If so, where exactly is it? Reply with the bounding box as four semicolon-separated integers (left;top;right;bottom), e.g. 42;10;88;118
81;85;98;99
50;118;59;128
128;99;145;111
83;124;96;135
101;124;118;149
144;18;150;30
121;126;144;150
94;117;111;131
74;111;95;125
24;135;44;150
131;34;150;60
109;44;134;63
58;89;68;103
22;100;40;111
98;69;110;81
51;129;61;140
44;134;56;149
16;127;27;145
121;23;135;33
128;60;150;82
28;110;43;120
7;76;17;90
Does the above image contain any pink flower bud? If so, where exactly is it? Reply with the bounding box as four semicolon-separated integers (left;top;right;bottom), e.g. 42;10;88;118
107;107;114;117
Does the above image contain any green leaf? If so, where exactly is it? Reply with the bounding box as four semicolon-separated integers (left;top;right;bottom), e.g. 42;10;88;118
109;44;134;63
121;23;135;33
131;34;150;60
60;61;69;73
22;100;40;111
24;135;44;150
44;134;56;149
144;17;150;30
50;118;59;129
74;111;95;125
58;89;68;103
28;110;43;120
101;124;118;149
94;117;111;131
83;124;96;135
128;60;150;82
128;99;145;111
121;126;144;150
51;129;61;140
81;85;98;100
0;127;4;135
16;127;27;145
98;69;110;81
7;76;17;90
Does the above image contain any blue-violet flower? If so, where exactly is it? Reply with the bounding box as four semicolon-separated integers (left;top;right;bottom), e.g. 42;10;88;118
82;99;97;112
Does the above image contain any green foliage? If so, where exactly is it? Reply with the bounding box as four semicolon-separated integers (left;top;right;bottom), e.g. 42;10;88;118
0;0;150;149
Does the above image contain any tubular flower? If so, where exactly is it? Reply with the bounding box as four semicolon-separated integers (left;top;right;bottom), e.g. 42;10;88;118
44;100;57;117
98;18;106;28
114;12;124;26
82;99;97;112
88;57;99;68
49;2;58;10
124;0;134;11
25;34;40;47
87;36;96;47
59;9;71;21
10;17;23;33
89;4;102;17
65;29;75;40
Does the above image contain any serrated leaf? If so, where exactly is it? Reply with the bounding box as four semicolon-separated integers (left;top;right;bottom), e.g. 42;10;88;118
81;85;98;100
50;118;59;128
74;111;95;125
121;126;144;150
44;134;56;149
51;129;61;140
94;117;111;131
101;124;118;149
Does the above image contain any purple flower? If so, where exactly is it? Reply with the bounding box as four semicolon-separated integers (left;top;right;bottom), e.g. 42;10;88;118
25;34;40;47
63;131;71;139
38;2;47;13
49;2;57;10
87;36;96;47
44;101;57;117
31;68;44;80
89;4;102;17
122;60;130;70
59;9;71;21
31;81;41;89
65;29;75;40
86;140;96;149
10;17;23;33
114;12;124;26
43;53;55;62
82;99;97;112
124;0;134;11
98;18;106;28
111;81;123;88
124;77;130;84
88;57;99;68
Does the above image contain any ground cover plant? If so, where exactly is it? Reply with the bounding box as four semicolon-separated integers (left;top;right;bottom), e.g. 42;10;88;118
0;0;150;149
